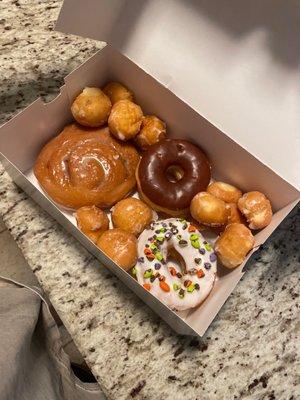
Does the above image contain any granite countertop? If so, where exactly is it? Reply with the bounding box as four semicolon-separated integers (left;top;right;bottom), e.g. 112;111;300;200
1;1;299;399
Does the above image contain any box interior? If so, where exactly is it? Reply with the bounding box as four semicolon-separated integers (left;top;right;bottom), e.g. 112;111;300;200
56;0;300;191
0;45;299;336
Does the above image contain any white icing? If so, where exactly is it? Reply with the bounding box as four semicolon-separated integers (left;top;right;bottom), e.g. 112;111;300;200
136;218;217;311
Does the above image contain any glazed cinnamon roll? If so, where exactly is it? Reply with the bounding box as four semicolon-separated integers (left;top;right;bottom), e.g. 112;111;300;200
34;124;140;209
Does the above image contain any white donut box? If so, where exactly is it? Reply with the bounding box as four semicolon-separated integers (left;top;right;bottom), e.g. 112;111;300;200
0;0;299;336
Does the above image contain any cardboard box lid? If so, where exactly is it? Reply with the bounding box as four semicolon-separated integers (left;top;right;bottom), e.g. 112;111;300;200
56;0;300;190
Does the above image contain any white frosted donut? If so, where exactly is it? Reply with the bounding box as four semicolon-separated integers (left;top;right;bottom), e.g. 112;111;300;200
135;218;217;311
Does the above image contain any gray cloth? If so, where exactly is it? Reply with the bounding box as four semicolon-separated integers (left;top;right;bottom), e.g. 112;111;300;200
0;277;105;400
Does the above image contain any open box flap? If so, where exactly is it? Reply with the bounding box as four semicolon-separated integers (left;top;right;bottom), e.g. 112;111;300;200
56;0;300;190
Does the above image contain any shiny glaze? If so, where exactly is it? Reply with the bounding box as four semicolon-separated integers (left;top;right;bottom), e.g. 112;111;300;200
137;139;211;211
34;124;139;209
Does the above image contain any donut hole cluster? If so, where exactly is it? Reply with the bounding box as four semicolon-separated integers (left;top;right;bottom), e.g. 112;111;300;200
71;81;166;150
190;183;273;268
67;82;168;270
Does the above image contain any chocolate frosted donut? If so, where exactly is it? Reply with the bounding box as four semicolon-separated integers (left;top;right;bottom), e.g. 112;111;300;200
137;139;211;216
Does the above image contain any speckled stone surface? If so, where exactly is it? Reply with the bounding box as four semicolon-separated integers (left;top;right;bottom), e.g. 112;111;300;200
0;1;299;399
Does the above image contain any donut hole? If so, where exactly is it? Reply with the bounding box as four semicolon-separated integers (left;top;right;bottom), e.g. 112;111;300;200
165;165;185;183
167;246;187;275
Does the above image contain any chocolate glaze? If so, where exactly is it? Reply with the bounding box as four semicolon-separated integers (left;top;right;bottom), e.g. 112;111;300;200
138;139;211;210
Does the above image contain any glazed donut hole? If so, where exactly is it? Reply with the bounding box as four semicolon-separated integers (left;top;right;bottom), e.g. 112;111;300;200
75;205;109;243
238;191;273;230
108;99;143;141
97;228;137;271
214;223;255;269
71;87;112;127
207;181;242;204
190;192;229;227
227;203;245;225
103;81;134;105
135;115;167;150
111;197;153;236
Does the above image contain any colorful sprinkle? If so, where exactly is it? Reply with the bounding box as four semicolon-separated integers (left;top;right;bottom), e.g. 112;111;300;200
194;258;202;265
199;248;206;255
176;272;182;278
137;257;144;263
197;269;205;278
179;239;188;247
160;281;170;292
154;263;161;270
179;289;185;298
184;280;192;287
143;283;151;291
191;240;200;249
159;275;166;282
144;248;152;256
165;232;173;240
176;234;182;240
143;269;153;279
150;276;156;283
150;243;157;251
173;283;180;291
187;284;195;293
195;283;200;290
189;268;197;275
169;266;177;276
144;250;155;260
190;233;199;241
204;243;212;251
210;253;217;262
171;227;179;235
155;252;163;261
182;223;188;230
204;262;211;270
131;266;137;275
156;235;165;243
188;225;197;232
